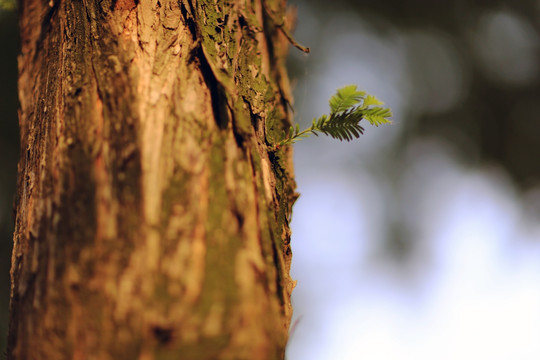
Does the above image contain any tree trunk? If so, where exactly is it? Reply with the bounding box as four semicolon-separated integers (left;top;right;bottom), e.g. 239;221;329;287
8;0;297;359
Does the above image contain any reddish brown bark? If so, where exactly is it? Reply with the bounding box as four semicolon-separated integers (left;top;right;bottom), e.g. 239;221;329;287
9;0;297;359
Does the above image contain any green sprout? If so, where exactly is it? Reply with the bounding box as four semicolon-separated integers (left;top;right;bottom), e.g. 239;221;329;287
276;85;392;148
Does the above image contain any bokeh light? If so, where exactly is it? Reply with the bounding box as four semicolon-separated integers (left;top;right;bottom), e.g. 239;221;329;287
287;1;540;359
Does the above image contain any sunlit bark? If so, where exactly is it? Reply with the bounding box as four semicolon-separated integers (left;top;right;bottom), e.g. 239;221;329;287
8;1;297;358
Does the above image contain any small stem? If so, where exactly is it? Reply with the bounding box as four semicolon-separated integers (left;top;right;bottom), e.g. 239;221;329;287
278;125;316;146
293;127;314;140
262;1;310;53
277;24;311;53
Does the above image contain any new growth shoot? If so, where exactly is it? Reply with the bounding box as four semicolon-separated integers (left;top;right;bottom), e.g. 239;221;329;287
277;85;392;148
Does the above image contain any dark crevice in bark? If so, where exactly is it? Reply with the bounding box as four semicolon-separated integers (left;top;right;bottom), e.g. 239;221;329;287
179;1;198;41
152;326;174;344
245;99;261;131
196;47;230;130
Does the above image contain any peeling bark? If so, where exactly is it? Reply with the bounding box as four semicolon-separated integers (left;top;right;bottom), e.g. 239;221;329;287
9;0;297;359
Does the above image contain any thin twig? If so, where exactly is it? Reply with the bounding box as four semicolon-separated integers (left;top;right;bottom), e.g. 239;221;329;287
262;1;310;53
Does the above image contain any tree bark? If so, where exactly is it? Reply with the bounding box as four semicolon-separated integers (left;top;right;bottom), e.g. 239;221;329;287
9;0;297;359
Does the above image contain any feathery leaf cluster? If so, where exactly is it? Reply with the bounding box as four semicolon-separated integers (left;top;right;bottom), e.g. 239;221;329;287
277;85;392;147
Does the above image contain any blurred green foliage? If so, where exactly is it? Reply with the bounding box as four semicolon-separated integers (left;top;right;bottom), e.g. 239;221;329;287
0;0;16;11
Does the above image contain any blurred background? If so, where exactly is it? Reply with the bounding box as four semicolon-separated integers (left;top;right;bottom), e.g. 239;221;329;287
2;0;540;358
287;0;540;359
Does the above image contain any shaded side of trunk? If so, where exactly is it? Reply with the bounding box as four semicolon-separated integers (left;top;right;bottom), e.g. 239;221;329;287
8;0;297;359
